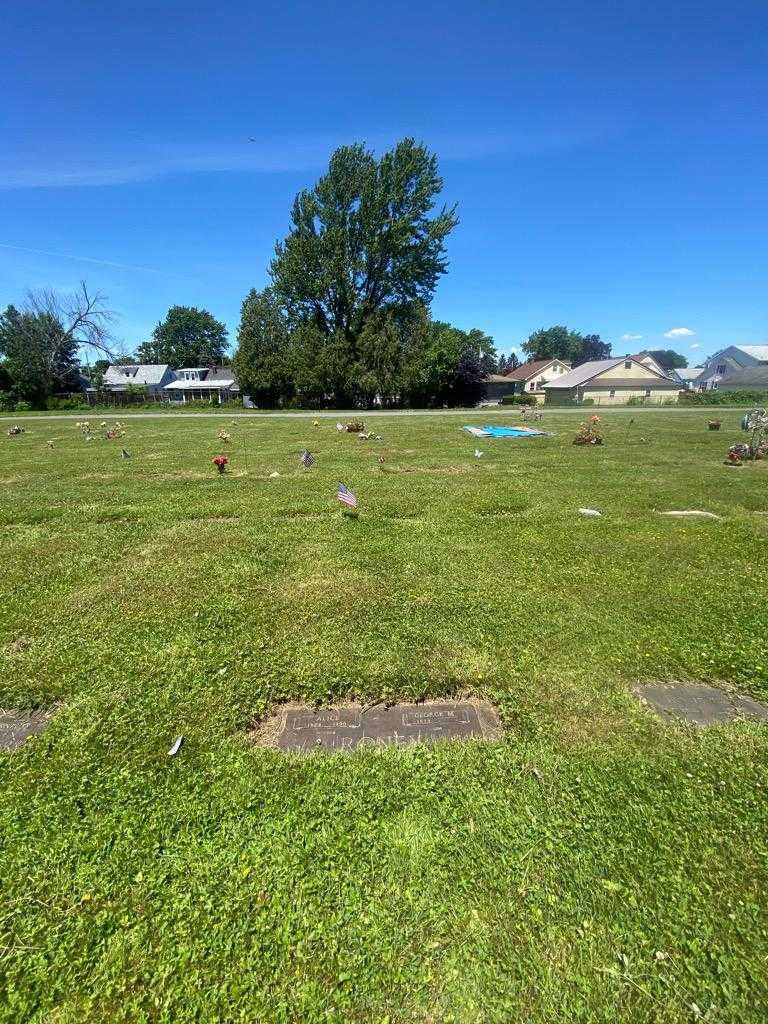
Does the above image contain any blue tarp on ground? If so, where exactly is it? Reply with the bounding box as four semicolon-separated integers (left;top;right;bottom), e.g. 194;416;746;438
463;424;552;438
482;425;549;437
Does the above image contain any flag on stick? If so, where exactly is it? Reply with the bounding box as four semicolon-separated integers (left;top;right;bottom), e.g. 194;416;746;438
301;449;314;468
337;481;358;510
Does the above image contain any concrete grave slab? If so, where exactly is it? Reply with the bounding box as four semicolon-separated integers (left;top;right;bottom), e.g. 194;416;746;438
635;684;768;727
0;711;48;752
256;699;501;753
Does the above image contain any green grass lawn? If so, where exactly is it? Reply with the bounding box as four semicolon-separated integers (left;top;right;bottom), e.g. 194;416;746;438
1;411;767;1023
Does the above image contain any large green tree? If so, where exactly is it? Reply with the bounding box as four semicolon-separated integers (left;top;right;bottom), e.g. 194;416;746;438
357;312;404;408
647;349;688;370
0;304;80;406
270;139;458;348
465;328;497;374
497;352;521;374
524;326;612;366
577;333;612;365
523;325;584;362
232;289;291;407
403;319;485;407
138;306;228;367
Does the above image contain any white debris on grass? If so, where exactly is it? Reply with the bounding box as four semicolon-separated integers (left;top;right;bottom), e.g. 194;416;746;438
168;736;184;757
658;511;721;520
578;508;602;517
474;449;483;458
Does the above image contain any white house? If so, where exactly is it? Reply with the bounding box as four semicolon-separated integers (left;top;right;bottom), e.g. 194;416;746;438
673;367;706;390
163;367;240;404
697;346;768;391
503;358;572;403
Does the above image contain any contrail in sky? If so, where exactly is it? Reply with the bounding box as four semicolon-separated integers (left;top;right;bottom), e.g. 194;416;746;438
0;242;165;274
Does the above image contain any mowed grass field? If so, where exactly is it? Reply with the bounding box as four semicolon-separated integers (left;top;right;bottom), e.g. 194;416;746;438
1;410;767;1023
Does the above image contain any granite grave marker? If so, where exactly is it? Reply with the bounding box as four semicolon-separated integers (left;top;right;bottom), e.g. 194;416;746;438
268;700;501;753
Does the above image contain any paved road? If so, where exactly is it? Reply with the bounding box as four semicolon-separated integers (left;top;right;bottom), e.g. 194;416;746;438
1;406;738;422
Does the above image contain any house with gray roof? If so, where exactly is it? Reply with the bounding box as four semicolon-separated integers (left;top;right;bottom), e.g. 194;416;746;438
163;367;240;403
102;364;176;395
672;367;705;390
542;357;680;406
697;346;768;391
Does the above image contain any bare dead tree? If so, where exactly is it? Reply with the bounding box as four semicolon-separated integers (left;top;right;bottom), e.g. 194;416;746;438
24;281;118;362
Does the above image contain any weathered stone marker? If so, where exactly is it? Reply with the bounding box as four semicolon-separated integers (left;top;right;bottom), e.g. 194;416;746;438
636;684;768;727
271;700;501;753
0;711;48;752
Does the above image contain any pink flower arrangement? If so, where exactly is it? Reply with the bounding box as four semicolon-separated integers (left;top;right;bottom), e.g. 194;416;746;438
212;454;229;474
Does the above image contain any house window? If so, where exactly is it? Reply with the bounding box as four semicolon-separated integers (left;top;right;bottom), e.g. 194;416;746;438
609;389;616;398
624;359;632;370
529;381;536;391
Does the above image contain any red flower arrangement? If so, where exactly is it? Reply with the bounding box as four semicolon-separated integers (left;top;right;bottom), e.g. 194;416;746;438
573;415;603;446
212;454;229;474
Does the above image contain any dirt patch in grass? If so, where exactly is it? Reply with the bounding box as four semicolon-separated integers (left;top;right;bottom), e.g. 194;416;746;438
276;510;330;521
474;503;531;518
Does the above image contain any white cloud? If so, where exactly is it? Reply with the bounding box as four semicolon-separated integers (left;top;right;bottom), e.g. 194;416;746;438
664;327;695;339
621;333;642;342
690;342;700;349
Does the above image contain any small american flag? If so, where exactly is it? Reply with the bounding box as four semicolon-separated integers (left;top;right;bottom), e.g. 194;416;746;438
301;449;314;468
337;481;358;509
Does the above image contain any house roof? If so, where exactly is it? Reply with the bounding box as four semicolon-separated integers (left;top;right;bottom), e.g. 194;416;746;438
165;378;238;390
542;358;624;388
718;367;768;389
505;358;569;381
484;373;518;384
543;357;673;390
674;367;705;381
204;366;238;382
736;345;768;362
575;377;680;390
104;364;171;386
165;366;237;389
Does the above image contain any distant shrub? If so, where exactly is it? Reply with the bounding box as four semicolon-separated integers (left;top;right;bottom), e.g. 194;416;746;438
13;400;32;412
500;393;536;406
80;399;244;413
626;396;644;406
46;396;89;411
0;391;14;412
679;390;768;406
581;398;595;407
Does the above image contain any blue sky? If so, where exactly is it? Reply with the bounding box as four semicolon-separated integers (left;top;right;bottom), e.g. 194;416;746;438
2;0;767;364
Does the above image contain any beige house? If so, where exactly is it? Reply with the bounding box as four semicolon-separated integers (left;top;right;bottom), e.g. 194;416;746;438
543;357;681;406
504;358;572;403
631;351;670;377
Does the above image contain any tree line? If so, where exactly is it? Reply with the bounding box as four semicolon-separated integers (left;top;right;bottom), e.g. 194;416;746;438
1;137;687;410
